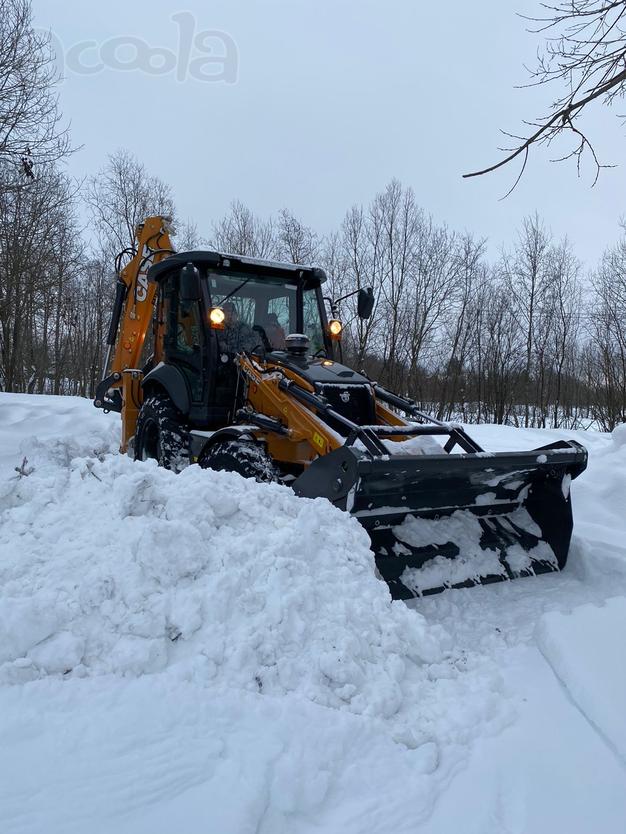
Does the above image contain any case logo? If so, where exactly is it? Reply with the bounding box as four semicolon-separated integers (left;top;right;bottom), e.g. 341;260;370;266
136;246;152;302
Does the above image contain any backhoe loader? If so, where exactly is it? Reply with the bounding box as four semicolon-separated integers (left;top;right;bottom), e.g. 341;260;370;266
94;216;588;599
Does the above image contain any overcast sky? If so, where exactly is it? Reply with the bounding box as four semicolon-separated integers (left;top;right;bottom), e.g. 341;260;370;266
35;0;626;267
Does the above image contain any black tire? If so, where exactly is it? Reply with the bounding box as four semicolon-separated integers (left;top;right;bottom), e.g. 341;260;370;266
199;438;280;483
134;393;189;471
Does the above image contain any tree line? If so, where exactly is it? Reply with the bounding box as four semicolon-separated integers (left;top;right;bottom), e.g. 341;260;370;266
0;1;624;432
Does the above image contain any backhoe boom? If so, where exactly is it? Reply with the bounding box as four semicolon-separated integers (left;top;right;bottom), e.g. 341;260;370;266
94;216;174;447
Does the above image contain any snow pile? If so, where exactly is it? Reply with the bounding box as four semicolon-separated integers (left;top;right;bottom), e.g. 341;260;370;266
0;404;513;746
611;421;626;449
564;421;626;580
0;392;118;477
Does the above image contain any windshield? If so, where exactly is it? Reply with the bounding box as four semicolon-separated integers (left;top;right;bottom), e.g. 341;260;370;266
207;271;325;354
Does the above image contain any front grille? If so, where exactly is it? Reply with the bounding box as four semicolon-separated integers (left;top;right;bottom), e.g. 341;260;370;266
318;383;376;435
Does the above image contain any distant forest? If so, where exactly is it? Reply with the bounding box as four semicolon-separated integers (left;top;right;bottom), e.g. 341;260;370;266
0;1;625;431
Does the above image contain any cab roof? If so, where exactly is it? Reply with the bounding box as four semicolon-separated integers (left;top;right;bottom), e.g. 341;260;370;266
148;250;327;288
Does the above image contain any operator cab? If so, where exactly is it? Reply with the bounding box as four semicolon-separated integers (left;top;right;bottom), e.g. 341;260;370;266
147;251;332;427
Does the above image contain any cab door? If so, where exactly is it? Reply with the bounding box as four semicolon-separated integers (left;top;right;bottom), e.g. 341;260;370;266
164;275;206;411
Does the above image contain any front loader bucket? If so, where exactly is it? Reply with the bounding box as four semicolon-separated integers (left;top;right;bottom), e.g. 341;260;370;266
293;440;588;599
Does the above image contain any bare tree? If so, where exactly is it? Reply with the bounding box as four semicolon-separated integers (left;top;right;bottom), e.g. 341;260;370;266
436;234;487;420
332;204;385;367
275;209;319;264
176;218;205;251
542;238;583;426
402;216;461;399
369;180;420;393
212;200;276;258
0;165;81;392
85;149;176;267
587;233;626;428
0;1;70;181
501;215;553;426
465;1;626;187
476;276;525;424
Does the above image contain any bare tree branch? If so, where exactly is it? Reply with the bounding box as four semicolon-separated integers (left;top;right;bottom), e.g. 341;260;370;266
465;1;626;187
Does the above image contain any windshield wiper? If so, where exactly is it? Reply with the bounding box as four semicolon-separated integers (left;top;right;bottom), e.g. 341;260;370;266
220;276;252;304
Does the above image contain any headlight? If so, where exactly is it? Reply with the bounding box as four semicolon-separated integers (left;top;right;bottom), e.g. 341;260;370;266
209;307;225;328
328;319;343;340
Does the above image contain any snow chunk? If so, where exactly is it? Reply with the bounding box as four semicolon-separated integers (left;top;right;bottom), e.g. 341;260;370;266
383;434;444;456
394;504;557;594
28;631;85;674
561;472;572;499
0;595;63;663
394;510;487;550
394;511;506;593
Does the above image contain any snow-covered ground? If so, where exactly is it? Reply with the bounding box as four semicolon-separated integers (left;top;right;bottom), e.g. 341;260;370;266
1;392;625;833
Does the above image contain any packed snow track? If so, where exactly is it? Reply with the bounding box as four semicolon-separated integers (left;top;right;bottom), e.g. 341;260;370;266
1;393;625;833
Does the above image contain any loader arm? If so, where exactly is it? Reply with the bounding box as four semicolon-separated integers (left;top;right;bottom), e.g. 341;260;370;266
238;355;345;465
237;354;483;468
94;216;175;449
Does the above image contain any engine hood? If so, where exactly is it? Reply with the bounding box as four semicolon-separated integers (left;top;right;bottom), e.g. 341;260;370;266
266;353;371;389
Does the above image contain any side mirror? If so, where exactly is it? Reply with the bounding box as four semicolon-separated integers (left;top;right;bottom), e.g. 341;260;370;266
357;287;375;320
180;262;201;303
